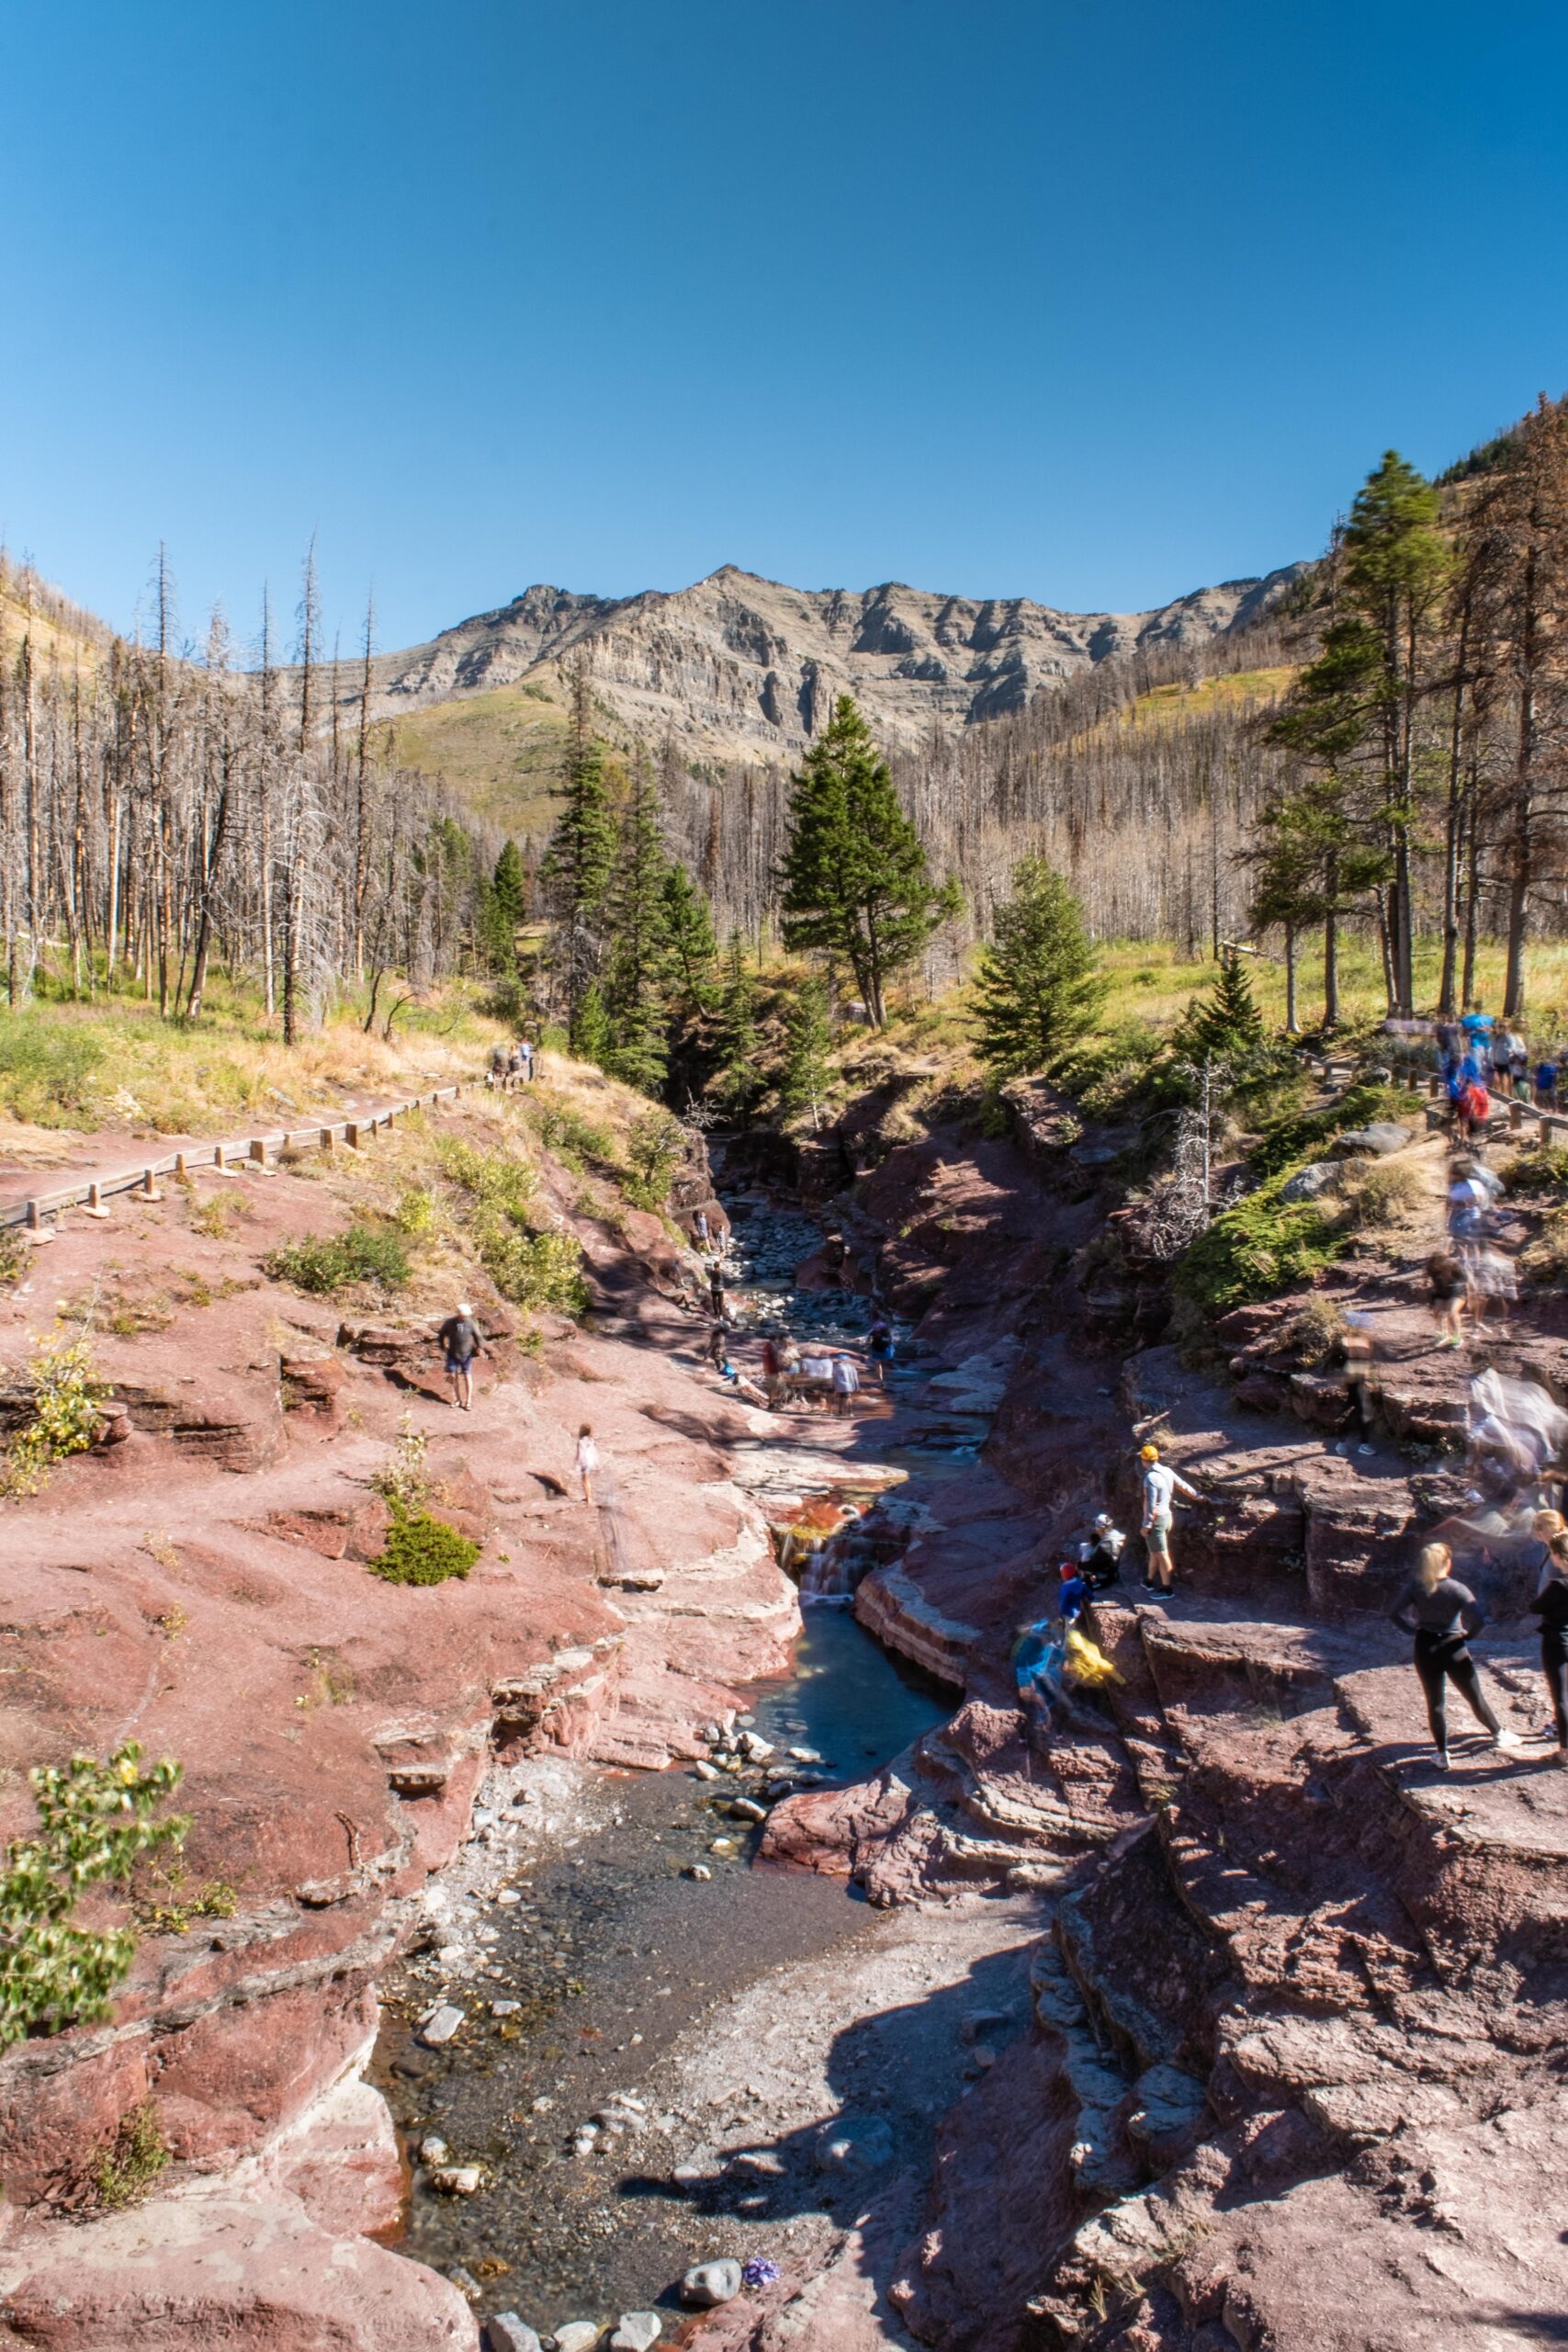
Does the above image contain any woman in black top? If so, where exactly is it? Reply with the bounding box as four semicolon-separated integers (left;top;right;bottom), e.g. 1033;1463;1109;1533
1530;1518;1568;1762
1391;1543;1520;1769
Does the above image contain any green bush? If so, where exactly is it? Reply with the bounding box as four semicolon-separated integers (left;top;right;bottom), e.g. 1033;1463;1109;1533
482;1227;589;1315
95;2101;169;2209
623;1110;684;1211
521;1098;616;1172
0;1017;103;1125
1175;1167;1348;1317
1247;1080;1420;1180
1505;1145;1568;1195
0;1744;186;2050
1;1331;108;1499
264;1221;410;1295
368;1499;479;1587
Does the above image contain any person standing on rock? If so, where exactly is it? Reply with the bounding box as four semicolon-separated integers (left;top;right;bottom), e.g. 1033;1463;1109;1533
708;1259;727;1320
1140;1445;1198;1594
1391;1541;1520;1770
1529;1515;1568;1763
867;1316;894;1386
575;1424;600;1506
693;1206;711;1253
436;1303;487;1412
831;1351;862;1419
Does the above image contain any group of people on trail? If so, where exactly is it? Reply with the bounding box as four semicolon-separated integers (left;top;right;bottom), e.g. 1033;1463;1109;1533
1389;1523;1568;1771
487;1036;536;1091
1435;1006;1560;1138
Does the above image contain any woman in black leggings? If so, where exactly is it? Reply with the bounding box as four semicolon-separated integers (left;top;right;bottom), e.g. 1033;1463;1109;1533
1530;1519;1568;1763
1391;1543;1521;1770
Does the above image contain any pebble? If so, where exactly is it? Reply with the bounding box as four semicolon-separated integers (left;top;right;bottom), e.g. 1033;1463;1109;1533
417;2004;465;2046
709;1838;738;1855
418;2133;449;2165
496;1888;523;1905
693;1760;720;1781
682;2257;743;2308
685;1863;713;1881
555;2324;604;2352
491;1998;521;2017
427;2163;483;2195
787;1746;822;1762
736;1731;774;1761
486;2319;543;2352
448;2266;482;2300
728;1799;767;1823
611;2316;663;2351
435;1944;467;1969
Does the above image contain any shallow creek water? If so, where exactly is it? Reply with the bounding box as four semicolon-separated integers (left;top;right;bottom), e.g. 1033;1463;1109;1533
374;1189;970;2339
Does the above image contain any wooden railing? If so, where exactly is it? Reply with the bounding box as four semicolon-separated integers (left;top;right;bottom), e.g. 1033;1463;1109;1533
6;1082;470;1235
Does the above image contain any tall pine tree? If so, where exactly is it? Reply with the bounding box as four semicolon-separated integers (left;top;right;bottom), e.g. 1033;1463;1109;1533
710;933;761;1120
540;667;615;1023
493;838;526;928
780;975;833;1129
779;695;957;1024
972;858;1104;1079
602;753;672;1095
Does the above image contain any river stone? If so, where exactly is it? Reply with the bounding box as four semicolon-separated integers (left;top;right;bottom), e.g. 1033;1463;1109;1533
693;1759;719;1780
736;1731;774;1760
815;2114;896;2173
418;2133;449;2165
1333;1122;1412;1158
1280;1161;1341;1203
685;1863;713;1881
611;2317;663;2350
728;1798;767;1822
427;2163;482;2195
488;2318;544;2352
556;2326;604;2352
682;2258;743;2307
417;2003;465;2046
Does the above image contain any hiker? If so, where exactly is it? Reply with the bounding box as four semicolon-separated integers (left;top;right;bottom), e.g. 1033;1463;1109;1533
1078;1512;1126;1589
488;1043;509;1091
831;1351;862;1419
1391;1541;1519;1770
575;1424;600;1506
775;1335;802;1405
1447;1159;1495;1247
1457;1075;1491;1145
518;1036;536;1084
798;1347;835;1407
707;1260;727;1320
705;1322;729;1371
1012;1617;1064;1744
693;1206;711;1254
1140;1444;1200;1593
1499;1026;1529;1098
1338;1311;1379;1453
506;1043;525;1090
866;1316;895;1386
1056;1562;1089;1623
1529;1513;1568;1763
435;1302;486;1412
1427;1248;1467;1351
1465;1242;1517;1338
1537;1052;1560;1112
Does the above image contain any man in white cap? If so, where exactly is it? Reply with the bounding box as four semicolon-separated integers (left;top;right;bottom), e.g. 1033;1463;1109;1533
1077;1512;1126;1590
435;1302;486;1412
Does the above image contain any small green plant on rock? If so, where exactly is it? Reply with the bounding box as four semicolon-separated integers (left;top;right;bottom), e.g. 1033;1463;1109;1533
372;1413;430;1511
0;1742;187;2050
367;1500;479;1588
264;1221;410;1296
93;2098;169;2210
1176;1169;1348;1317
1337;1157;1426;1229
1287;1296;1348;1365
623;1110;684;1211
0;1330;108;1498
1505;1145;1568;1195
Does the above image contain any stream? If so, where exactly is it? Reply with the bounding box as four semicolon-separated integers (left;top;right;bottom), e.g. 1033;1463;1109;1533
374;1183;976;2343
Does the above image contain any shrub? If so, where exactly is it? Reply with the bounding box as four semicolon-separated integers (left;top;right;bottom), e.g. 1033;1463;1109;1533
521;1097;615;1172
1287;1296;1349;1365
372;1415;430;1511
483;1227;589;1315
1247;1080;1421;1181
264;1221;410;1295
93;2099;169;2210
623;1110;684;1211
1;1331;107;1498
1505;1146;1568;1195
0;1018;103;1125
0;1743;186;2050
367;1499;479;1587
1337;1158;1426;1228
1176;1169;1348;1317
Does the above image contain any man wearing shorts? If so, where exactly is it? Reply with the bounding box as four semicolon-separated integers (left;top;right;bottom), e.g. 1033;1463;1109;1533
436;1303;486;1412
1140;1443;1199;1594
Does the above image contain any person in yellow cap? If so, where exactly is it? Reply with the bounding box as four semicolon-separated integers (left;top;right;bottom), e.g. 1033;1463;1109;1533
1139;1443;1199;1595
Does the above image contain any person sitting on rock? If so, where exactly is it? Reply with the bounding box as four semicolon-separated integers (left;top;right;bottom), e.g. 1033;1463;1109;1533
1139;1444;1199;1595
1078;1513;1126;1589
435;1303;486;1412
1392;1541;1520;1770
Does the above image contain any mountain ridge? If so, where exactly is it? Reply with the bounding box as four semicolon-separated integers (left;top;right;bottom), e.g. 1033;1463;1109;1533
362;557;1310;768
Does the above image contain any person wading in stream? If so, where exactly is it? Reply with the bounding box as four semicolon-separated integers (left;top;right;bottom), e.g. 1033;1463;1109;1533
575;1424;600;1506
1391;1541;1520;1770
435;1303;486;1412
1140;1445;1199;1595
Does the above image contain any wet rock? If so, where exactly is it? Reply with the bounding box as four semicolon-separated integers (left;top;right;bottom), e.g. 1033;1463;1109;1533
417;2004;465;2047
693;1758;720;1780
487;2319;544;2352
736;1730;774;1760
682;2258;743;2307
427;2163;483;2196
610;2317;663;2351
555;2324;604;2352
491;1998;521;2017
728;1798;768;1822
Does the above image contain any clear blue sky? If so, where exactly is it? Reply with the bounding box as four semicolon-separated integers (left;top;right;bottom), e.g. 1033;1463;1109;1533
4;0;1566;657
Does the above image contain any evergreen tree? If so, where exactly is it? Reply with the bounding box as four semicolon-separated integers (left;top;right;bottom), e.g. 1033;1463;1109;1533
539;673;615;1021
660;863;718;1013
780;975;833;1129
471;876;517;977
493;838;526;928
602;755;672;1095
570;977;611;1068
779;695;958;1024
1173;951;1267;1064
971;858;1104;1079
710;933;761;1119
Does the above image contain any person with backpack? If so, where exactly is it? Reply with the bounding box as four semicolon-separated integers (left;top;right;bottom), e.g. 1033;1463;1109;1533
1077;1513;1126;1589
435;1303;487;1412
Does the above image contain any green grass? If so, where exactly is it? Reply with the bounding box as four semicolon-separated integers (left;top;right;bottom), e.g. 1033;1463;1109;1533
263;1221;411;1296
384;683;570;839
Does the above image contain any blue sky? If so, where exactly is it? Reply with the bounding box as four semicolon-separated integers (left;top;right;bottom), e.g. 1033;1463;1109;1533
4;0;1566;655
